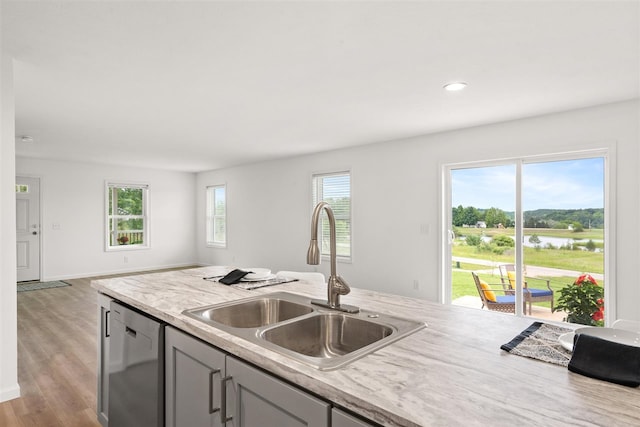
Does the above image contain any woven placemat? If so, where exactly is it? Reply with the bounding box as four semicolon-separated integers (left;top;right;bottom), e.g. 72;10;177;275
501;321;573;367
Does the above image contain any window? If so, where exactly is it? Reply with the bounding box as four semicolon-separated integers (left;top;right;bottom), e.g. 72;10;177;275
312;171;351;260
15;185;29;193
206;185;226;247
106;182;149;250
444;151;609;323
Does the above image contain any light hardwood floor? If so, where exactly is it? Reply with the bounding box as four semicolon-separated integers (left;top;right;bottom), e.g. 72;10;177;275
0;268;195;427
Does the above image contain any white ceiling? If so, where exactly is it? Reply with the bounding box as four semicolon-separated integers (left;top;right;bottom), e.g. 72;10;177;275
3;1;639;173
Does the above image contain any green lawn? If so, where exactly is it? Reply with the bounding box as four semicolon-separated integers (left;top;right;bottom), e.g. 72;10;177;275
453;243;603;274
453;270;593;299
450;227;605;308
456;227;603;240
452;269;605;311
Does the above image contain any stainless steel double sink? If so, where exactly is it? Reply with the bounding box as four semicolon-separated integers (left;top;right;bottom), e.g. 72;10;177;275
183;292;426;370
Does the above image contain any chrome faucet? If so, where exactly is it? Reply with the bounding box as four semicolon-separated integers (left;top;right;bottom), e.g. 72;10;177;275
307;202;359;313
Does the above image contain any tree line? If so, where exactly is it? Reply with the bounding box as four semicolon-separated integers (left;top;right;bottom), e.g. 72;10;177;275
452;206;604;229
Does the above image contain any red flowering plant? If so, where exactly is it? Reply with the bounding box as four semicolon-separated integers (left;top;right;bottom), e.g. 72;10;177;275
117;235;129;245
553;274;604;326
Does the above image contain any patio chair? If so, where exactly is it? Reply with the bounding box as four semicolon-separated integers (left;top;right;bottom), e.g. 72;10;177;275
498;264;554;314
471;272;523;313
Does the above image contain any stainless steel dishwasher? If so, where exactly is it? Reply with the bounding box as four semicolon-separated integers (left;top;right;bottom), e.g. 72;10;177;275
108;301;164;427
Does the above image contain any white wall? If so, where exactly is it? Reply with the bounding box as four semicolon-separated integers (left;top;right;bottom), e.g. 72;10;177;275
197;100;640;322
0;52;20;401
16;158;198;280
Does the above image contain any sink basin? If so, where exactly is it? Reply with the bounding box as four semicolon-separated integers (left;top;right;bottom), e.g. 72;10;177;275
261;313;393;358
260;310;425;369
183;292;426;370
184;296;313;328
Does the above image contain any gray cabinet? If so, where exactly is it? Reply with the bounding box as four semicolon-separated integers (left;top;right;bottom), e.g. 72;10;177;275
165;326;227;427
332;409;376;427
96;293;112;427
225;356;330;427
103;313;376;427
166;327;330;427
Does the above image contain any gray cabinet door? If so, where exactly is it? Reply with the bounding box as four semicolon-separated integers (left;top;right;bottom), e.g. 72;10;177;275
165;326;227;427
332;408;376;427
96;293;112;427
225;357;330;427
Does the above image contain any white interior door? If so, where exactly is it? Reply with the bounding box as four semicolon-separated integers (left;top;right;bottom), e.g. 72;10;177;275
16;176;40;282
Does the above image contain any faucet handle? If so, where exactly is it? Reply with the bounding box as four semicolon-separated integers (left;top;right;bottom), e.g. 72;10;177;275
335;276;351;295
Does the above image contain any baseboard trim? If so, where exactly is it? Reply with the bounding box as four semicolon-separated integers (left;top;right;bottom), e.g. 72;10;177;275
42;262;202;282
0;383;21;403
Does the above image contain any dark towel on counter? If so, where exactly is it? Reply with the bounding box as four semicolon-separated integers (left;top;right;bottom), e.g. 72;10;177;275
568;333;640;387
219;269;251;285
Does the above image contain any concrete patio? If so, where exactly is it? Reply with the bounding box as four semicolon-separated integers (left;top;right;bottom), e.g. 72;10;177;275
452;295;566;323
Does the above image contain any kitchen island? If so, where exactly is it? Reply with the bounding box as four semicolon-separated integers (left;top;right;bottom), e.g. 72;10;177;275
92;266;640;427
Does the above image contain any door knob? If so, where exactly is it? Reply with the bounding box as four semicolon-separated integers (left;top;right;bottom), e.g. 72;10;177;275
32;231;37;235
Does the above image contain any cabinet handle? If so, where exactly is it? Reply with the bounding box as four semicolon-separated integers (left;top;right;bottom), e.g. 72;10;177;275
104;310;110;338
220;375;233;423
208;369;221;415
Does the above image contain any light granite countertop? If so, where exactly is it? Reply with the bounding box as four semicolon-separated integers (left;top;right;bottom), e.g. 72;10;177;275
92;266;640;427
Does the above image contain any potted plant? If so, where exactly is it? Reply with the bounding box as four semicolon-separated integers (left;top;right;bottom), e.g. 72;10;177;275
117;235;129;245
553;273;604;326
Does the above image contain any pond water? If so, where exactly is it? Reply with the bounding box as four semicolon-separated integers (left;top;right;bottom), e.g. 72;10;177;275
524;235;579;248
468;235;603;251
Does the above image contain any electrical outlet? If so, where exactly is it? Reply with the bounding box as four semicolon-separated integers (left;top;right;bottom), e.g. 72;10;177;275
413;280;419;290
123;256;128;264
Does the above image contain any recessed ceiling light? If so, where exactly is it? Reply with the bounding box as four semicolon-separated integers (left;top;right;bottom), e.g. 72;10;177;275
443;82;467;91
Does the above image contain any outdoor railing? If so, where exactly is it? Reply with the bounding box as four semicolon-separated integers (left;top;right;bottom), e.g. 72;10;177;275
114;231;144;245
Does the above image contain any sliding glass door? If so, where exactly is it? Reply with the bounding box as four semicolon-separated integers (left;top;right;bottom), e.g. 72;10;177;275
449;163;516;315
445;153;607;324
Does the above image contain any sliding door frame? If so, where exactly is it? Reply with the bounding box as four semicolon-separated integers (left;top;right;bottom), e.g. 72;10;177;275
440;147;615;324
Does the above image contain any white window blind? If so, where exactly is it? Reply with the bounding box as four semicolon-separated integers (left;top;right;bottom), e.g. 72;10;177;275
312;172;351;260
206;185;226;247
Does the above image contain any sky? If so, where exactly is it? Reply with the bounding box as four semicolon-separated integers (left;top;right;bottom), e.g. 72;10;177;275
451;157;604;211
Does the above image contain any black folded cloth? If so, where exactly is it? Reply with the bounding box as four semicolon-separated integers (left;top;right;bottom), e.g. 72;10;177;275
568;333;640;387
219;269;252;285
